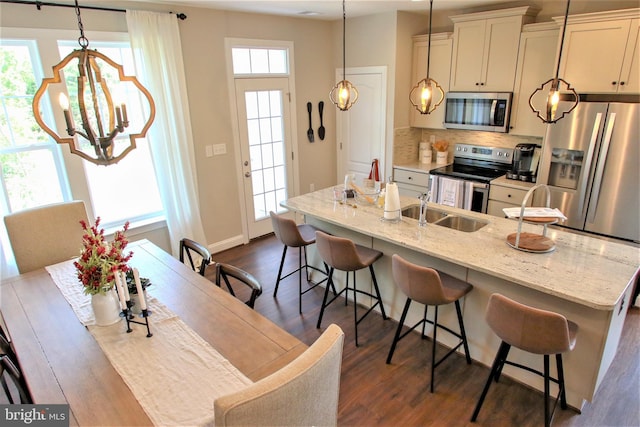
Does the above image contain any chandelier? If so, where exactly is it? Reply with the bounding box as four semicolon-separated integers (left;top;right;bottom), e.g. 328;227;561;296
409;0;444;115
32;0;155;166
528;0;578;124
330;0;358;111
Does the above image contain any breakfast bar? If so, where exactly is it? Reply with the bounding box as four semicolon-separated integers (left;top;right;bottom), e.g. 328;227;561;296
282;187;640;410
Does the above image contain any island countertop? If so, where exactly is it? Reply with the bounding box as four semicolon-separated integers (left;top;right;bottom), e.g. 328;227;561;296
283;187;639;311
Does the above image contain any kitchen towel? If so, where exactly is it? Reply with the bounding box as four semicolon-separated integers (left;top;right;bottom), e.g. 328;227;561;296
438;177;464;208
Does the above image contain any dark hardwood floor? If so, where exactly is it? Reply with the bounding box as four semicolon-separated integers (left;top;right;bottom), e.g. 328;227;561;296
209;233;639;427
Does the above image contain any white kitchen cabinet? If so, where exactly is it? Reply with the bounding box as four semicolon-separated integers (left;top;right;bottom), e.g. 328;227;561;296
557;9;640;94
487;180;534;217
410;33;452;129
449;6;538;92
509;23;559;137
393;167;430;197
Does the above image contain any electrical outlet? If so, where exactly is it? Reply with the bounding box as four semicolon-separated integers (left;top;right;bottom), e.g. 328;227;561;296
213;144;227;155
205;145;213;157
310;183;315;192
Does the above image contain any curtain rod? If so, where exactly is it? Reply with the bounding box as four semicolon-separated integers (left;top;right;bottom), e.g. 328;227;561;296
0;0;187;20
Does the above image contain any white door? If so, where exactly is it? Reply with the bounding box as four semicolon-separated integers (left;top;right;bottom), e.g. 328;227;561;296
336;67;387;185
235;78;294;238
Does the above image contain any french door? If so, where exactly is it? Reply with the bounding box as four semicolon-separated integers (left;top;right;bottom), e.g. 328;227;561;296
234;78;294;238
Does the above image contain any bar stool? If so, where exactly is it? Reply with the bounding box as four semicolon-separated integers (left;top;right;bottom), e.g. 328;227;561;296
270;212;329;314
315;231;387;346
471;293;578;427
386;254;472;392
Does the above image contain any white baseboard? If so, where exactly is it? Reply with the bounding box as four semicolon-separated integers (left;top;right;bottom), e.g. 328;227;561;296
208;234;246;255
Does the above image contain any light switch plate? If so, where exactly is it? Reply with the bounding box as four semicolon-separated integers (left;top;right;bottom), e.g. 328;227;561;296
205;145;213;157
213;144;227;155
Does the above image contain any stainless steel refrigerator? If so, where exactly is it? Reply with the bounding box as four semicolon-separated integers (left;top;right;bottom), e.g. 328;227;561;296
537;98;639;243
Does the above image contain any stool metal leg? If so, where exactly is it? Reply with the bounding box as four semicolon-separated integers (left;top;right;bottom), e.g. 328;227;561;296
273;245;288;298
298;247;303;314
386;298;412;364
369;265;387;319
557;354;568;410
353;271;359;346
544;354;551;427
455;300;472;364
316;268;335;329
471;341;511;422
430;306;439;393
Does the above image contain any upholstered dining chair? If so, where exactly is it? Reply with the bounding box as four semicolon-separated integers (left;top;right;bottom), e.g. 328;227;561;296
214;324;344;427
4;200;89;274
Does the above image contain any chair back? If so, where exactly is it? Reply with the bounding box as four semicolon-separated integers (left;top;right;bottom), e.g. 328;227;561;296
270;211;305;247
4;200;89;274
0;356;32;404
486;293;576;355
315;231;365;272
214;324;344;427
215;262;263;309
179;238;211;276
391;254;449;305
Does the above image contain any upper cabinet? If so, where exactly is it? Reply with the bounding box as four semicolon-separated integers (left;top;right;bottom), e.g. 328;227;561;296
449;7;538;92
410;33;453;129
557;9;640;94
510;23;559;137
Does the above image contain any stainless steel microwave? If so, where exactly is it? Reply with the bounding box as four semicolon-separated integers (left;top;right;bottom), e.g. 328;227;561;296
444;92;512;133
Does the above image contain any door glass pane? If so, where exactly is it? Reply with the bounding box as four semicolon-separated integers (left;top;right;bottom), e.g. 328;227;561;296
244;89;287;221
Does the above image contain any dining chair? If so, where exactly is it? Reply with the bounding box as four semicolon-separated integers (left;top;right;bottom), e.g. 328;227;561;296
215;262;262;309
214;324;344;427
179;237;262;308
179;237;211;276
4;200;89;274
0;355;32;404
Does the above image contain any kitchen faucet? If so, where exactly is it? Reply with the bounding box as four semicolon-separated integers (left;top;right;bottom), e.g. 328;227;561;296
418;192;431;227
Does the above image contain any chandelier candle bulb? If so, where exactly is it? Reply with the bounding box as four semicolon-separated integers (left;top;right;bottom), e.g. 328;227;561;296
133;268;147;311
121;103;128;125
115;105;123;128
59;93;74;131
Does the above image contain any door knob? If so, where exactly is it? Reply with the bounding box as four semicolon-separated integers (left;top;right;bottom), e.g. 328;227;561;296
244;161;249;166
245;172;251;178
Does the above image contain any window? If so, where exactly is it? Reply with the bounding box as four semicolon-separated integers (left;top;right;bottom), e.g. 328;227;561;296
0;32;163;230
232;47;288;75
0;40;69;212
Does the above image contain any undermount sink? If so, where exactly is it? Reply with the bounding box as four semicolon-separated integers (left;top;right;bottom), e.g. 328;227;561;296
434;215;488;232
401;204;488;232
401;205;448;223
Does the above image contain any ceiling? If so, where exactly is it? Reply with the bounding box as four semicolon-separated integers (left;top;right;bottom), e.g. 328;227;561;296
134;0;515;20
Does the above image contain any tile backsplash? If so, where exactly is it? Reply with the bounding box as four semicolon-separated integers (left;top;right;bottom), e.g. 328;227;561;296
393;127;542;165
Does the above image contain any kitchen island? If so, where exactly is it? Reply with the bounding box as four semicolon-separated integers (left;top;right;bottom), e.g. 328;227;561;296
282;187;639;410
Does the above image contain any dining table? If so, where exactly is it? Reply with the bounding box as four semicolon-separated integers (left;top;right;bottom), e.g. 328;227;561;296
0;239;307;426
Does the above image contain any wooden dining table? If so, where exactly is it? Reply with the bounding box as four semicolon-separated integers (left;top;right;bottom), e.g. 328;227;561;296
0;239;307;426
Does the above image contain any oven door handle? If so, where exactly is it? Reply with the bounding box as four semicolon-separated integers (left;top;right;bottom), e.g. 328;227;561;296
472;182;489;190
489;100;498;126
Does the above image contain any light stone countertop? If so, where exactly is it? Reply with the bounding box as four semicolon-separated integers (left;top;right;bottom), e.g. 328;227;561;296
283;187;640;311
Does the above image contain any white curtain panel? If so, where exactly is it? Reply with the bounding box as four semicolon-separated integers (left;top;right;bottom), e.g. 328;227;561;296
126;10;206;256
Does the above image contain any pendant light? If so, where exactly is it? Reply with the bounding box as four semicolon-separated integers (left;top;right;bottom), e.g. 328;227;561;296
330;0;358;111
528;0;578;124
409;0;444;115
32;0;156;166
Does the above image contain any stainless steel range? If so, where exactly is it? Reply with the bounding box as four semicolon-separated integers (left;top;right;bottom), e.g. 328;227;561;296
429;144;513;213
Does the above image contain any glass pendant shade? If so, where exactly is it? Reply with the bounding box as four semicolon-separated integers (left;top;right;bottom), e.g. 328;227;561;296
330;79;358;111
409;0;443;115
528;0;578;124
330;0;357;111
32;1;155;166
409;77;444;115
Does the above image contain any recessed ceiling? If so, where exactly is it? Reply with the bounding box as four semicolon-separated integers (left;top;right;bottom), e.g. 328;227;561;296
134;0;514;20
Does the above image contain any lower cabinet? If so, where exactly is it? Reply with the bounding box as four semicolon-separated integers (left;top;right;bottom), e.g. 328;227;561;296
487;183;533;217
394;167;430;197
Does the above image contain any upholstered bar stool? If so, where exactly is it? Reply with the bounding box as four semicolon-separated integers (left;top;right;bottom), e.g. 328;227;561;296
386;254;472;392
315;231;387;346
471;293;578;427
270;211;330;313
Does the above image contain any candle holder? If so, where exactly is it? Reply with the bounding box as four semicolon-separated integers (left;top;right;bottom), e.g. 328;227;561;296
120;302;153;337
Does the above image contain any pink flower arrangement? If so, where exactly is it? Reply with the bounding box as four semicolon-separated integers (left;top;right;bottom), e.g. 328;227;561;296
74;217;133;295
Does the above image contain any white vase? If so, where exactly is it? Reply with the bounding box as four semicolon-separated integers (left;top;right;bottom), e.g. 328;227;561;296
91;288;122;326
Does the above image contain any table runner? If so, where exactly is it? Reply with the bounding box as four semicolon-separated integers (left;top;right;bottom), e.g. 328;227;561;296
46;260;253;426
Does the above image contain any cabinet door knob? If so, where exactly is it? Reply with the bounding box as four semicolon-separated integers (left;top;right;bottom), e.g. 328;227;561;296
475;82;480;86
620;81;626;86
480;82;485;86
507;194;512;198
612;81;618;85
